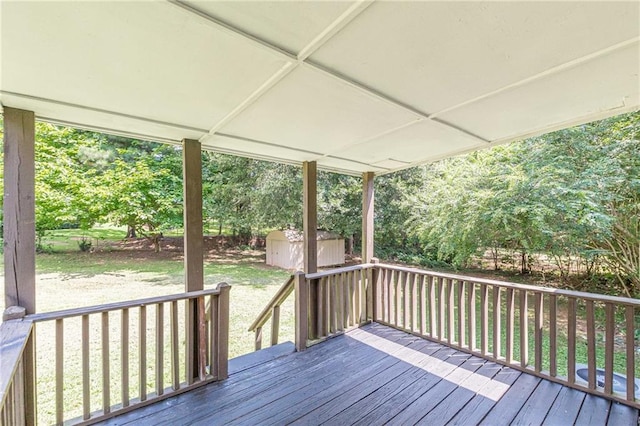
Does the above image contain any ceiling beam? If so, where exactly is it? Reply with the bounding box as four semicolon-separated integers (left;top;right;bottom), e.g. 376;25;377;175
0;90;208;133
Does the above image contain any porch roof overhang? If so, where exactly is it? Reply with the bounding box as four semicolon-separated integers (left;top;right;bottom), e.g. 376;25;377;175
1;1;638;176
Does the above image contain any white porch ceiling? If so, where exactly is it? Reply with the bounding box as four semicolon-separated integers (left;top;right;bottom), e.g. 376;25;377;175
1;1;638;175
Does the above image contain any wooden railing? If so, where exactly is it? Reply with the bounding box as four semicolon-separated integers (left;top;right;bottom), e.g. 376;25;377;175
247;275;295;350
371;263;640;408
295;264;375;350
0;318;34;426
0;284;231;425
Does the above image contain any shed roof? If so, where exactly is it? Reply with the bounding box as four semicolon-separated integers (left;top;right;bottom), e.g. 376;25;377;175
267;230;343;243
1;1;638;175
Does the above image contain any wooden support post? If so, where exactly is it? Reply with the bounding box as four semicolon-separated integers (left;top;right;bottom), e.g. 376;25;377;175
302;161;317;274
183;139;203;382
3;107;36;315
362;172;374;264
295;272;309;351
302;162;317;340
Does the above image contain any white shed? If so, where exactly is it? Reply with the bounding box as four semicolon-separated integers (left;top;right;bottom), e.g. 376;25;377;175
266;230;345;270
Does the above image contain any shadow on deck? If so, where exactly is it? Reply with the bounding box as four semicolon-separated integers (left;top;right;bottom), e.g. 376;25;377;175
100;323;639;425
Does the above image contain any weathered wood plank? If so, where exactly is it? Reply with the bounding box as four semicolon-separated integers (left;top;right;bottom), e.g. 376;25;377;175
479;372;541;425
389;354;481;425
351;346;474;426
607;401;640;426
95;323;640;426
541;386;586;425
574;394;611;425
447;367;522;426
140;325;421;425
510;379;563;425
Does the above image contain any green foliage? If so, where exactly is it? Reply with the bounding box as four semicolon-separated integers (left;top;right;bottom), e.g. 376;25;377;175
1;110;638;296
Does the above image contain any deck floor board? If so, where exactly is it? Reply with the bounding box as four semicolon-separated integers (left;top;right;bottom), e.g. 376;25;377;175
100;323;639;426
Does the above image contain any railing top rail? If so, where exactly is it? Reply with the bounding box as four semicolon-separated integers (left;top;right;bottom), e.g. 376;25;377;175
248;275;295;332
0;319;33;408
26;284;229;323
377;263;640;307
305;263;375;280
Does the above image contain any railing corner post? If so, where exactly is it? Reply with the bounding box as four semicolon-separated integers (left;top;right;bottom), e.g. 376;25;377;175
295;271;309;352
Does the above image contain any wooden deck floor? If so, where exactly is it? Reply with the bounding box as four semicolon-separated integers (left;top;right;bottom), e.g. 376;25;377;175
102;323;639;426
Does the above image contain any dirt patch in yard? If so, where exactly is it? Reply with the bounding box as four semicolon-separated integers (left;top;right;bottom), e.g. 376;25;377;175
92;236;268;265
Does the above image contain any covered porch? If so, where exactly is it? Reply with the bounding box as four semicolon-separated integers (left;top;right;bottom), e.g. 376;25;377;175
1;1;639;425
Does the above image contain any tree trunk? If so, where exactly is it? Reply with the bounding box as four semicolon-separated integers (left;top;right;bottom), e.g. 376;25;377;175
126;224;137;239
347;235;354;255
520;250;528;274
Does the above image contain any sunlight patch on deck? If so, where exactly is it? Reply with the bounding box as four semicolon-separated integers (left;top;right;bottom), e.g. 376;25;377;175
351;329;510;401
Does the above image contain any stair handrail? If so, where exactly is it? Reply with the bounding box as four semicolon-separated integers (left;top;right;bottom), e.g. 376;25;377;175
248;274;296;350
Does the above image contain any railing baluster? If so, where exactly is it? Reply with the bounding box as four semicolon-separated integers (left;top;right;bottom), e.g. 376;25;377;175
353;270;360;325
271;306;280;346
411;273;418;332
467;281;476;351
481;284;488;356
317;277;325;338
365;267;373;322
56;318;64;424
567;297;577;385
209;295;218;378
156;303;164;395
586;300;596;389
337;273;344;331
197;297;207;381
534;292;543;373
549;295;557;377
343;272;351;329
506;288;514;364
102;312;111;414
493;286;501;359
403;272;411;329
604;303;614;395
445;279;453;344
330;274;337;333
82;314;90;420
626;306;636;402
139;305;147;402
520;290;528;368
457;280;465;348
436;277;444;340
419;275;427;335
170;301;179;391
122;308;130;407
324;276;331;336
428;276;436;336
396;270;402;327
